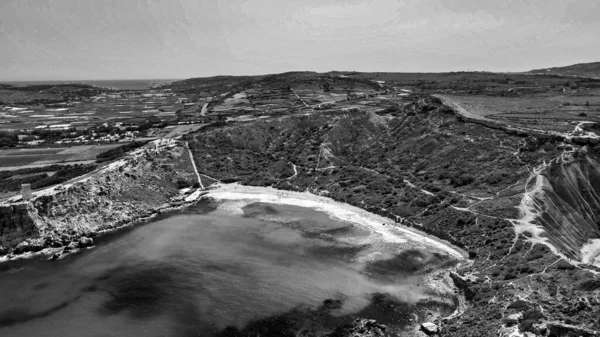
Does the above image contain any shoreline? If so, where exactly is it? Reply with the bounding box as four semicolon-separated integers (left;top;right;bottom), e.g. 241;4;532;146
1;182;468;265
0;192;206;264
204;183;468;260
0;182;467;333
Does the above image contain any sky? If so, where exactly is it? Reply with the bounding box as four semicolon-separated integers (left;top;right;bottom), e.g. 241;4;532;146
1;0;599;81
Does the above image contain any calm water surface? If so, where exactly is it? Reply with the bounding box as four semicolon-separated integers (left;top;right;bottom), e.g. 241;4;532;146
0;201;455;336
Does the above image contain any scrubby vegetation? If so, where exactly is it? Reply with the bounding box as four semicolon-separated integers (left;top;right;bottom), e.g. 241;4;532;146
96;141;149;163
186;95;600;335
0;164;96;191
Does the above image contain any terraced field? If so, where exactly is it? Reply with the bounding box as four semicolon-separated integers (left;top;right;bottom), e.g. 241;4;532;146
438;94;600;133
0;144;123;169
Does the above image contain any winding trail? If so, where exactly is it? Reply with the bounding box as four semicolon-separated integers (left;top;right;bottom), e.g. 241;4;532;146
404;179;435;196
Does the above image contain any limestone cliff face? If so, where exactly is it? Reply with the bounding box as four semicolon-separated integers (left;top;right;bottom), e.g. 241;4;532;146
527;150;600;259
0;203;38;252
0;142;198;256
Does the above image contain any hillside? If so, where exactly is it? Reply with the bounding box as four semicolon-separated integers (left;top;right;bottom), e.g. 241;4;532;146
185;95;600;336
2;70;600;336
528;61;600;78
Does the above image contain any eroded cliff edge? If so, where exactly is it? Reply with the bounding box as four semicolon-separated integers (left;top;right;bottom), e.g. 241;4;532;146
0;140;199;258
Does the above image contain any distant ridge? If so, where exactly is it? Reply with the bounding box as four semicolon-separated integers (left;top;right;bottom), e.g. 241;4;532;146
528;61;600;78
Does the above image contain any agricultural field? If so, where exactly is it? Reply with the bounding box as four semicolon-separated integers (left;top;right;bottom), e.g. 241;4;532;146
0;89;186;131
0;144;124;169
439;94;600;133
164;124;206;138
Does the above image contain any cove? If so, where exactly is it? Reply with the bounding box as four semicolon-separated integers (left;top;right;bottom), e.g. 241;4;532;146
0;199;459;336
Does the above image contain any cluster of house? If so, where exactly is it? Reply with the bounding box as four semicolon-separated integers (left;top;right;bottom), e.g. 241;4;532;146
34;123;73;131
16;134;45;146
91;90;178;102
54;130;141;145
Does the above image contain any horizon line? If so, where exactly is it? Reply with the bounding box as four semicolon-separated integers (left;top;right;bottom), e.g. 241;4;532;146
1;60;598;83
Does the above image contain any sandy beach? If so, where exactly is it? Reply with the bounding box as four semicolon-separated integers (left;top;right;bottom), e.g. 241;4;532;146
204;183;468;260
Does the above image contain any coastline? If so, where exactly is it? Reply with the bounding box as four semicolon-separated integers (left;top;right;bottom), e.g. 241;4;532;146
204;183;468;260
0;182;467;334
1;182;468;265
0;191;207;264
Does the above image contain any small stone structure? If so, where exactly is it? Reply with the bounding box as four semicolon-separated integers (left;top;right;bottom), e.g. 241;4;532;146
21;183;33;201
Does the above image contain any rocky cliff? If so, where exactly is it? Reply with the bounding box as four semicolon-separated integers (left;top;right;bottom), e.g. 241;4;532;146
0;203;38;254
526;149;600;260
0;141;198;258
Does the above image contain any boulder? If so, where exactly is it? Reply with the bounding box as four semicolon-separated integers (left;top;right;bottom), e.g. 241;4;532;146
503;313;522;326
63;241;78;252
347;318;386;337
449;272;476;300
421;322;439;335
78;237;94;248
27;239;45;252
14;240;30;254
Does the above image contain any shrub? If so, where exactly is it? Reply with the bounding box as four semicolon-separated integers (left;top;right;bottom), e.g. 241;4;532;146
96;141;149;163
176;179;192;189
452;173;475;187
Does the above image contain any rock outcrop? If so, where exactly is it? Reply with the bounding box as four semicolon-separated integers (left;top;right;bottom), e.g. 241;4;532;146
0;202;39;250
523;150;600;259
420;322;439;335
346;318;387;337
0;141;198;259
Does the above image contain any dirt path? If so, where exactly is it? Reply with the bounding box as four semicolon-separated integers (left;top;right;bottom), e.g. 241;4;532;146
291;89;309;108
185;142;203;189
200;102;209;116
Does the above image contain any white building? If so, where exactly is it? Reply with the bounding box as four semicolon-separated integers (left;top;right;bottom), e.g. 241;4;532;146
48;124;72;131
21;184;33;201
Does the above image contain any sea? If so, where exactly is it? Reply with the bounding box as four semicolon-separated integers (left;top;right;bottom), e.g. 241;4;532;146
0;200;457;337
1;79;179;90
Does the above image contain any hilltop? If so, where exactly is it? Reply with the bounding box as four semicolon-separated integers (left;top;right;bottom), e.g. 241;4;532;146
528;61;600;78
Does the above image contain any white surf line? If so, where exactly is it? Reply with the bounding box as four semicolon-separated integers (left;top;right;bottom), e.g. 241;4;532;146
204;183;468;260
185;141;203;189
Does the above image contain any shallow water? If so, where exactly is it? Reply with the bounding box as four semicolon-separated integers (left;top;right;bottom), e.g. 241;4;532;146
0;201;456;336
